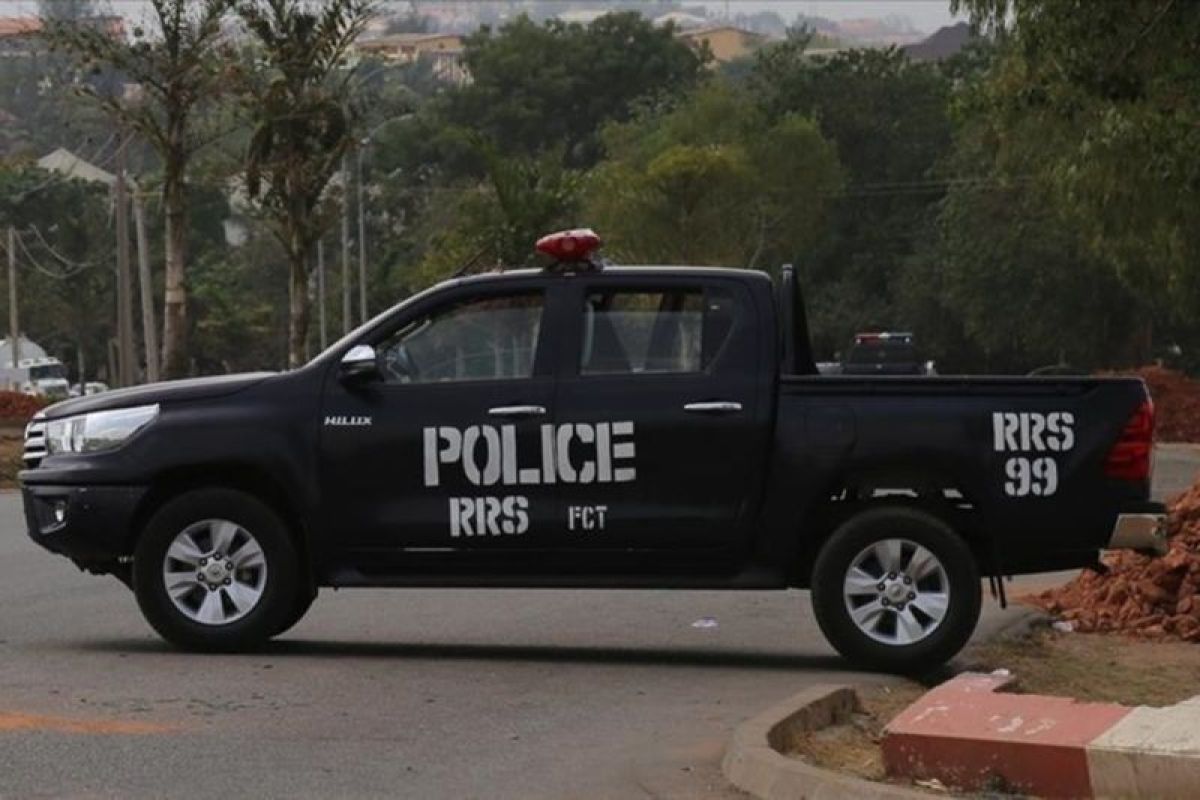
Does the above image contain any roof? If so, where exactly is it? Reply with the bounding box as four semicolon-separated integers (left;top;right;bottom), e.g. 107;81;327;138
902;22;973;61
359;32;462;45
37;148;117;187
451;265;773;289
676;25;767;41
0;17;41;38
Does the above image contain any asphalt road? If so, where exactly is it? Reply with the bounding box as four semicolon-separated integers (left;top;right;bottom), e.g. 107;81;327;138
2;446;1196;800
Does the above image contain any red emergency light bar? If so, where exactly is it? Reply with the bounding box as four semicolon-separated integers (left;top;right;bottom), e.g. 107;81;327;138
536;228;602;267
855;331;913;344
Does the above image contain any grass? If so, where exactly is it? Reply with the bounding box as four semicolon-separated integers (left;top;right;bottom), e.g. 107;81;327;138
963;627;1200;707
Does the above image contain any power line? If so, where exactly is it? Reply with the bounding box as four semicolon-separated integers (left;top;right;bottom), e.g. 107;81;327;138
12;228;94;280
26;223;98;271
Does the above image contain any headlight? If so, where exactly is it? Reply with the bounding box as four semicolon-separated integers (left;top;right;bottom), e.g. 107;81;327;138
45;404;159;455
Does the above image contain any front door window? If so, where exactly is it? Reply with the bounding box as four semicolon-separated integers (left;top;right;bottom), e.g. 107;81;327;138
379;294;544;384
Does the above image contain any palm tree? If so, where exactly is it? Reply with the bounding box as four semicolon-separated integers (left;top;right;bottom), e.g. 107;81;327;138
237;0;375;367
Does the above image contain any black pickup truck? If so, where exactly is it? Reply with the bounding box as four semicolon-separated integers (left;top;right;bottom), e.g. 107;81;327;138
20;230;1166;671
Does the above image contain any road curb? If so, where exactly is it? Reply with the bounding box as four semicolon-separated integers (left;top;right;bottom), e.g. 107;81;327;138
883;672;1200;798
721;685;929;800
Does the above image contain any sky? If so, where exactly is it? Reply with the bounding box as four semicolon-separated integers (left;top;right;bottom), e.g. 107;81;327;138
3;1;964;36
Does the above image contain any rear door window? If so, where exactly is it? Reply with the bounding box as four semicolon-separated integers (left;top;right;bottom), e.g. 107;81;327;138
579;287;738;375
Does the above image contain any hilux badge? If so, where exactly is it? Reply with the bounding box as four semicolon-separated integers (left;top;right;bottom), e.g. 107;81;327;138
324;415;372;427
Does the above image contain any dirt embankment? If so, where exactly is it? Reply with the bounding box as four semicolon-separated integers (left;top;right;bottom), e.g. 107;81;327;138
1125;365;1200;442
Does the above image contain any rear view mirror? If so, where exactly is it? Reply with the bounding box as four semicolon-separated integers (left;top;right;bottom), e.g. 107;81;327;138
339;344;380;382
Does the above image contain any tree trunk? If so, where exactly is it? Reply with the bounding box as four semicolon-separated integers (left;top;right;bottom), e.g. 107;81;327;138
288;252;310;369
160;165;189;378
133;193;160;383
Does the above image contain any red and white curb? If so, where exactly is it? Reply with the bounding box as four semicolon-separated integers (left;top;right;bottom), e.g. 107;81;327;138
882;672;1200;798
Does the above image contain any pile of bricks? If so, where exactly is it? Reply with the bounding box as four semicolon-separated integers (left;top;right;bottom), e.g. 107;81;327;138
1030;481;1200;639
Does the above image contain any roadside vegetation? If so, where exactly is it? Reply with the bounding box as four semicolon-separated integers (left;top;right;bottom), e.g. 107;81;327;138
0;0;1195;379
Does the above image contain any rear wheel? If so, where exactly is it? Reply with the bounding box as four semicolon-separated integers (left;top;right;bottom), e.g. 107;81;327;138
811;506;980;673
133;489;299;651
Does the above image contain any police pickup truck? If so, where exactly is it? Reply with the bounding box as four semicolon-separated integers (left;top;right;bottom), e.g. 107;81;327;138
20;230;1166;671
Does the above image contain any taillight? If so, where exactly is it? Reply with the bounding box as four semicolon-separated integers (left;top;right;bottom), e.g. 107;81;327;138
1104;399;1154;481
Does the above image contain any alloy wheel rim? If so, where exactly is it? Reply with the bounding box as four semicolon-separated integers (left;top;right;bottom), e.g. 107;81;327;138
842;537;950;646
161;519;268;626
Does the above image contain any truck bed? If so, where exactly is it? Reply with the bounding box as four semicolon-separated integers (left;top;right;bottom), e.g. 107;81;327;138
767;373;1154;579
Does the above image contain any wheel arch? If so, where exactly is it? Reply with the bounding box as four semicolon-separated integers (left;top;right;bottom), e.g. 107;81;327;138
792;464;987;587
128;462;316;591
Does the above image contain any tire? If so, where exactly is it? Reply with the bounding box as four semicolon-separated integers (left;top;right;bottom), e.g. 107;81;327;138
271;587;317;638
133;488;300;652
811;506;981;673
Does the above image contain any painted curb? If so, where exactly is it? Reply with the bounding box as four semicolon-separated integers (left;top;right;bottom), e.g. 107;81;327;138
883;672;1200;798
721;685;929;800
1086;697;1200;797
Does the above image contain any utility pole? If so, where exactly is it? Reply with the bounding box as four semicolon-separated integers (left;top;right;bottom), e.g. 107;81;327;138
7;226;17;373
357;144;368;325
133;192;159;382
114;139;136;388
341;154;353;335
317;238;328;351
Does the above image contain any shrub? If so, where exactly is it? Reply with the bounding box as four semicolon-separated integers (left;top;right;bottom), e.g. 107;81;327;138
0;391;50;424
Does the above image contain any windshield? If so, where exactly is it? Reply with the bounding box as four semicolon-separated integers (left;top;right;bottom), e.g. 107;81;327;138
847;344;918;365
30;364;67;381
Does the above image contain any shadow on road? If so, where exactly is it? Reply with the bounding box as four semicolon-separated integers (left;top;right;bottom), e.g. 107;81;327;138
71;637;852;672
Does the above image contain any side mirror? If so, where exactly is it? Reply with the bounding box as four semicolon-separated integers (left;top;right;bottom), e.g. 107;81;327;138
339;344;380;382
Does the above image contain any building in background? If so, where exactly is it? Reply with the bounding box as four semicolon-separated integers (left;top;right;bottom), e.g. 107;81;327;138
675;25;770;64
0;15;125;56
0;17;40;56
354;32;469;85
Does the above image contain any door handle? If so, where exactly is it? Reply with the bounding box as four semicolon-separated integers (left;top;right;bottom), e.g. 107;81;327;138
684;401;743;414
488;405;547;418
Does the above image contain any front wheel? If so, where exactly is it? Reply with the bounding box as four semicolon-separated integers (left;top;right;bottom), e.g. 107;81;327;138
133;489;300;651
811;506;981;673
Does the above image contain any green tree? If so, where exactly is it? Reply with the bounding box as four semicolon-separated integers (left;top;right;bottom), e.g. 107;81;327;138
0;167;116;383
747;43;954;356
412;144;581;286
952;0;1200;332
446;12;706;168
37;0;96;21
235;0;375;366
43;0;237;378
586;83;841;268
901;183;1140;373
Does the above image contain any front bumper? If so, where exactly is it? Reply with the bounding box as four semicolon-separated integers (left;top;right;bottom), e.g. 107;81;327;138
22;483;147;568
1106;512;1168;556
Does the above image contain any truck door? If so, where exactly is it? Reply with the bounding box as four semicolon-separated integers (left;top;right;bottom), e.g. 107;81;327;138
318;281;564;563
552;275;768;555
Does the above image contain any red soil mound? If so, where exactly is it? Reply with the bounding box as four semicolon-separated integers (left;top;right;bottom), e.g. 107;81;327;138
1030;481;1200;640
1129;366;1200;442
